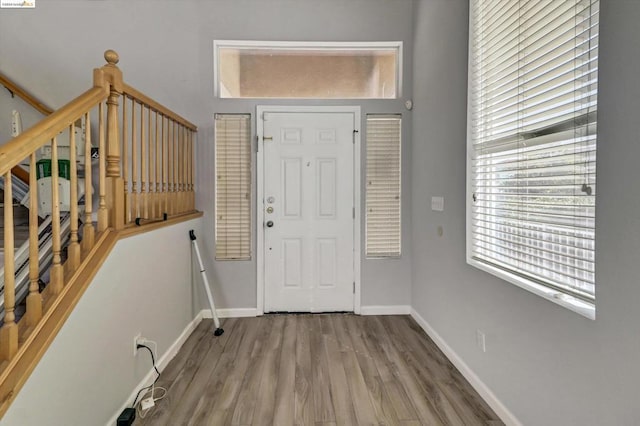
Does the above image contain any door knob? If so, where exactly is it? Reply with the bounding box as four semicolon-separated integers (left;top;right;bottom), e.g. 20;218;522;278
266;221;274;228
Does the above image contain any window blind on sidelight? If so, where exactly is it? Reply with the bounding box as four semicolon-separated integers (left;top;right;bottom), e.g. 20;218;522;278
366;114;401;258
215;114;251;260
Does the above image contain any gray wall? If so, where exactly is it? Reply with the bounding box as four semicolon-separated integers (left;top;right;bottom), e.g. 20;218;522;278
0;89;45;145
0;0;414;311
411;1;640;424
0;217;205;426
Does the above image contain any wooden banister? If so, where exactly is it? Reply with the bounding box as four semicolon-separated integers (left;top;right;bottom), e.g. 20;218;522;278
122;83;197;131
0;50;199;418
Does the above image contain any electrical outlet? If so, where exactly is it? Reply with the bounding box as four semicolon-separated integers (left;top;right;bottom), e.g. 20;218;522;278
133;333;142;356
431;196;444;212
476;329;486;353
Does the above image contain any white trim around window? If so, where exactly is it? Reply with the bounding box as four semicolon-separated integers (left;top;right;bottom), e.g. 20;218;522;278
213;40;403;99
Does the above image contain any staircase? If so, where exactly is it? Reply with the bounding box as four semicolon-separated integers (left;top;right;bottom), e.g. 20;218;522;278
0;50;200;420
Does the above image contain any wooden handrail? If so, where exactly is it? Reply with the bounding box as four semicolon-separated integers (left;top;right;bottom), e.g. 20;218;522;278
0;87;107;177
122;83;197;131
0;72;54;116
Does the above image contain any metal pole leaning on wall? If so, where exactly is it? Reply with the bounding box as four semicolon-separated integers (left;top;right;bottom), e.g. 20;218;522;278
189;230;224;336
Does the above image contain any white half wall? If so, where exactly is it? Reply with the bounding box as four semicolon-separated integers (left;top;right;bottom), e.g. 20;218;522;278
0;217;205;426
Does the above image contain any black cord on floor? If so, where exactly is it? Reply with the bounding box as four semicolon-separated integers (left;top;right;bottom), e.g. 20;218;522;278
131;344;160;409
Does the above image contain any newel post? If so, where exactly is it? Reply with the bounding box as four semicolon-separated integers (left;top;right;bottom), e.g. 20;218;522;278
99;50;125;230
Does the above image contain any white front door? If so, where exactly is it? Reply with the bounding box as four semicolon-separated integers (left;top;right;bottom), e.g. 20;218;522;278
261;110;356;312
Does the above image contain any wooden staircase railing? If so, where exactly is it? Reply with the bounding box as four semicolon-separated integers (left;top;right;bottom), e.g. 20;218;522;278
0;50;198;418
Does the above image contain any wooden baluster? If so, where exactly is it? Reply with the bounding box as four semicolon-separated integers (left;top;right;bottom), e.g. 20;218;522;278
181;125;186;213
149;107;155;219
167;120;173;215
189;129;194;210
158;115;163;215
1;171;18;360
162;116;169;214
82;112;95;253
155;111;160;217
176;124;181;213
183;127;189;212
67;124;81;272
140;104;147;220
173;121;178;214
131;100;138;221
103;50;124;230
186;129;191;210
183;128;188;211
122;95;129;224
50;137;63;294
166;120;171;215
169;120;177;214
26;153;42;327
97;102;108;232
164;117;171;214
175;122;179;213
175;125;180;213
169;120;178;214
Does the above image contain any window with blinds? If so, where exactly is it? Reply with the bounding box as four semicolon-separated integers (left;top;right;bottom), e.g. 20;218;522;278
468;0;599;317
215;114;251;260
366;114;401;258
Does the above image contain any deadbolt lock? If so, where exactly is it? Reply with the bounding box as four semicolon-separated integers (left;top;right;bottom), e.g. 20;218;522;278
266;206;274;214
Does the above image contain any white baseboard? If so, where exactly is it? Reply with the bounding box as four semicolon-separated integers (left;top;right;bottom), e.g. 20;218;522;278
202;308;258;318
106;311;205;426
360;305;411;315
410;308;522;426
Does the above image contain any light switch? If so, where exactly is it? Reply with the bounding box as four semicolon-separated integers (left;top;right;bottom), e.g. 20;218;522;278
431;196;444;212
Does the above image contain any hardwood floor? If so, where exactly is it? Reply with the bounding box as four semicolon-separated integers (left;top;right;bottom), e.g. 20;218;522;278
135;314;503;426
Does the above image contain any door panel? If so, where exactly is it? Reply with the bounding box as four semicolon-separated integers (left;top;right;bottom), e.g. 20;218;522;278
263;112;354;312
282;158;302;218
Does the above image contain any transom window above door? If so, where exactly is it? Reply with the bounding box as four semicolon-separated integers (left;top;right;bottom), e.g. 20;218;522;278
214;41;402;99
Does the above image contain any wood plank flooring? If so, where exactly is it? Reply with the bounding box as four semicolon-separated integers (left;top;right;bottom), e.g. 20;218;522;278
135;314;503;426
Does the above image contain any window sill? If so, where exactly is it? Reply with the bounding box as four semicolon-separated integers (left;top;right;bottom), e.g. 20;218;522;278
467;257;595;320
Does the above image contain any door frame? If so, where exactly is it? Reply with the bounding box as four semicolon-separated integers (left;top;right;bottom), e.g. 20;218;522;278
256;105;362;315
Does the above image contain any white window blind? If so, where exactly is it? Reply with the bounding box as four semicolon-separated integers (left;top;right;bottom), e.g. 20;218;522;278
468;0;599;315
366;114;401;258
215;114;251;260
